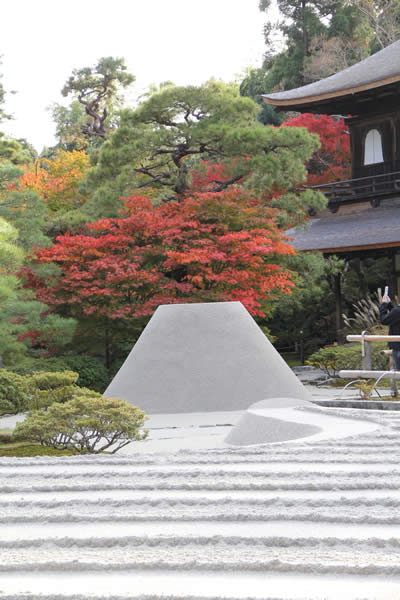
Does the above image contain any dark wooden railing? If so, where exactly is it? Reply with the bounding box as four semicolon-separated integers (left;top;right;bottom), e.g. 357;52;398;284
305;169;400;212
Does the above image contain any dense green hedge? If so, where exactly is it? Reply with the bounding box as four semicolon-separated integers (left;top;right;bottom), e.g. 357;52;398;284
8;354;110;392
9;357;71;376
61;355;110;392
307;343;387;377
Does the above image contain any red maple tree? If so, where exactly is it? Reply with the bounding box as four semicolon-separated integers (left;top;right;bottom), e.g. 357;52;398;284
26;189;295;329
283;113;351;186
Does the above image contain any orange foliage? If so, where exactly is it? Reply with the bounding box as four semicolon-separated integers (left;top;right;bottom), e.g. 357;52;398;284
18;150;90;211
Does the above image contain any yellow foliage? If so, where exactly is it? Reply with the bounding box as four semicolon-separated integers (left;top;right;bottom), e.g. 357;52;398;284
18;150;90;212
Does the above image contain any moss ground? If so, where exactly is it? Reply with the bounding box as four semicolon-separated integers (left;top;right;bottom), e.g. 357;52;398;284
0;441;73;457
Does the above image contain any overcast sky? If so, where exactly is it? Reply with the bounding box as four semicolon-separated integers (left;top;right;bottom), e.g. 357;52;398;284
1;0;278;152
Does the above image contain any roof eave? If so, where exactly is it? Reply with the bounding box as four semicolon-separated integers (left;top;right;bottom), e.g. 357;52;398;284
262;74;400;110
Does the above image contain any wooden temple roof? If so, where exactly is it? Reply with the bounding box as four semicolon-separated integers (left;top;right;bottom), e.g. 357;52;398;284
288;198;400;254
262;41;400;115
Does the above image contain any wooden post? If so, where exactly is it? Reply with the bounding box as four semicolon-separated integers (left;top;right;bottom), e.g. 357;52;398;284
334;273;345;344
362;340;372;370
389;353;399;397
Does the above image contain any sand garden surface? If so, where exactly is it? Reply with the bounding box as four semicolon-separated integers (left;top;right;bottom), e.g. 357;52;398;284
0;303;398;598
0;384;399;600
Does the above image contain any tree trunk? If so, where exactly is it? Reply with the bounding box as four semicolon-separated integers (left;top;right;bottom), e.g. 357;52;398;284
302;1;308;53
351;257;368;297
105;320;111;370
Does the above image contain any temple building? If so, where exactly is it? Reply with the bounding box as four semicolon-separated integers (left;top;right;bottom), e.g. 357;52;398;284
263;41;400;340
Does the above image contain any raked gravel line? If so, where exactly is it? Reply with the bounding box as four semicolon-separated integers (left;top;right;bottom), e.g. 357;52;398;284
1;407;400;599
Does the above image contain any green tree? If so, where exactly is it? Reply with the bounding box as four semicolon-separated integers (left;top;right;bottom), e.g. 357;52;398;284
0;143;76;367
1;292;76;363
0;218;25;364
0;139;42;249
61;56;135;140
82;80;324;218
0;217;23;298
257;1;377;92
49;101;89;151
0;135;34;165
0;211;75;365
346;0;400;50
0;57;12;124
13;393;148;454
240;68;283;125
0;159;50;249
15;138;37;162
259;0;337;89
302;4;374;82
268;252;338;354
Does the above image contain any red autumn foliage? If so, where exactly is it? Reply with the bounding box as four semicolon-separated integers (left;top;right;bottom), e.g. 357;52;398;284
26;189;295;321
190;158;250;193
283;113;351;186
190;162;230;192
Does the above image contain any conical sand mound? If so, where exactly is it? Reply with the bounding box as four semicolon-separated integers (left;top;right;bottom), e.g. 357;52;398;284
104;301;311;414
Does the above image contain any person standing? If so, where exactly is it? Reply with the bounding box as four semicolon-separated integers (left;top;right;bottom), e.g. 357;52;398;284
380;294;400;369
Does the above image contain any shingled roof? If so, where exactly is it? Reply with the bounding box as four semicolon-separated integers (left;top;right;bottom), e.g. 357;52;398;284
263;41;400;113
288;199;400;253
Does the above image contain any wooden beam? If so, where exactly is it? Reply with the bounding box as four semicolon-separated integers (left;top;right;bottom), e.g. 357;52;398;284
300;241;400;254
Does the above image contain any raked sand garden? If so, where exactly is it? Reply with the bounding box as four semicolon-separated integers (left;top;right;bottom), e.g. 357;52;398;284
0;383;400;600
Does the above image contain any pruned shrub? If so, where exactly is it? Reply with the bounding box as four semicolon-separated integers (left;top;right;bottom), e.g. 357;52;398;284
13;392;148;454
307;343;387;377
0;370;29;415
30;370;78;390
28;370;79;410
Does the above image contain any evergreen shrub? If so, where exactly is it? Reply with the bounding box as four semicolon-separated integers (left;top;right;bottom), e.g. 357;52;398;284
29;370;79;410
62;355;110;392
9;354;109;392
13;392;148;454
307;343;387;377
0;370;29;415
